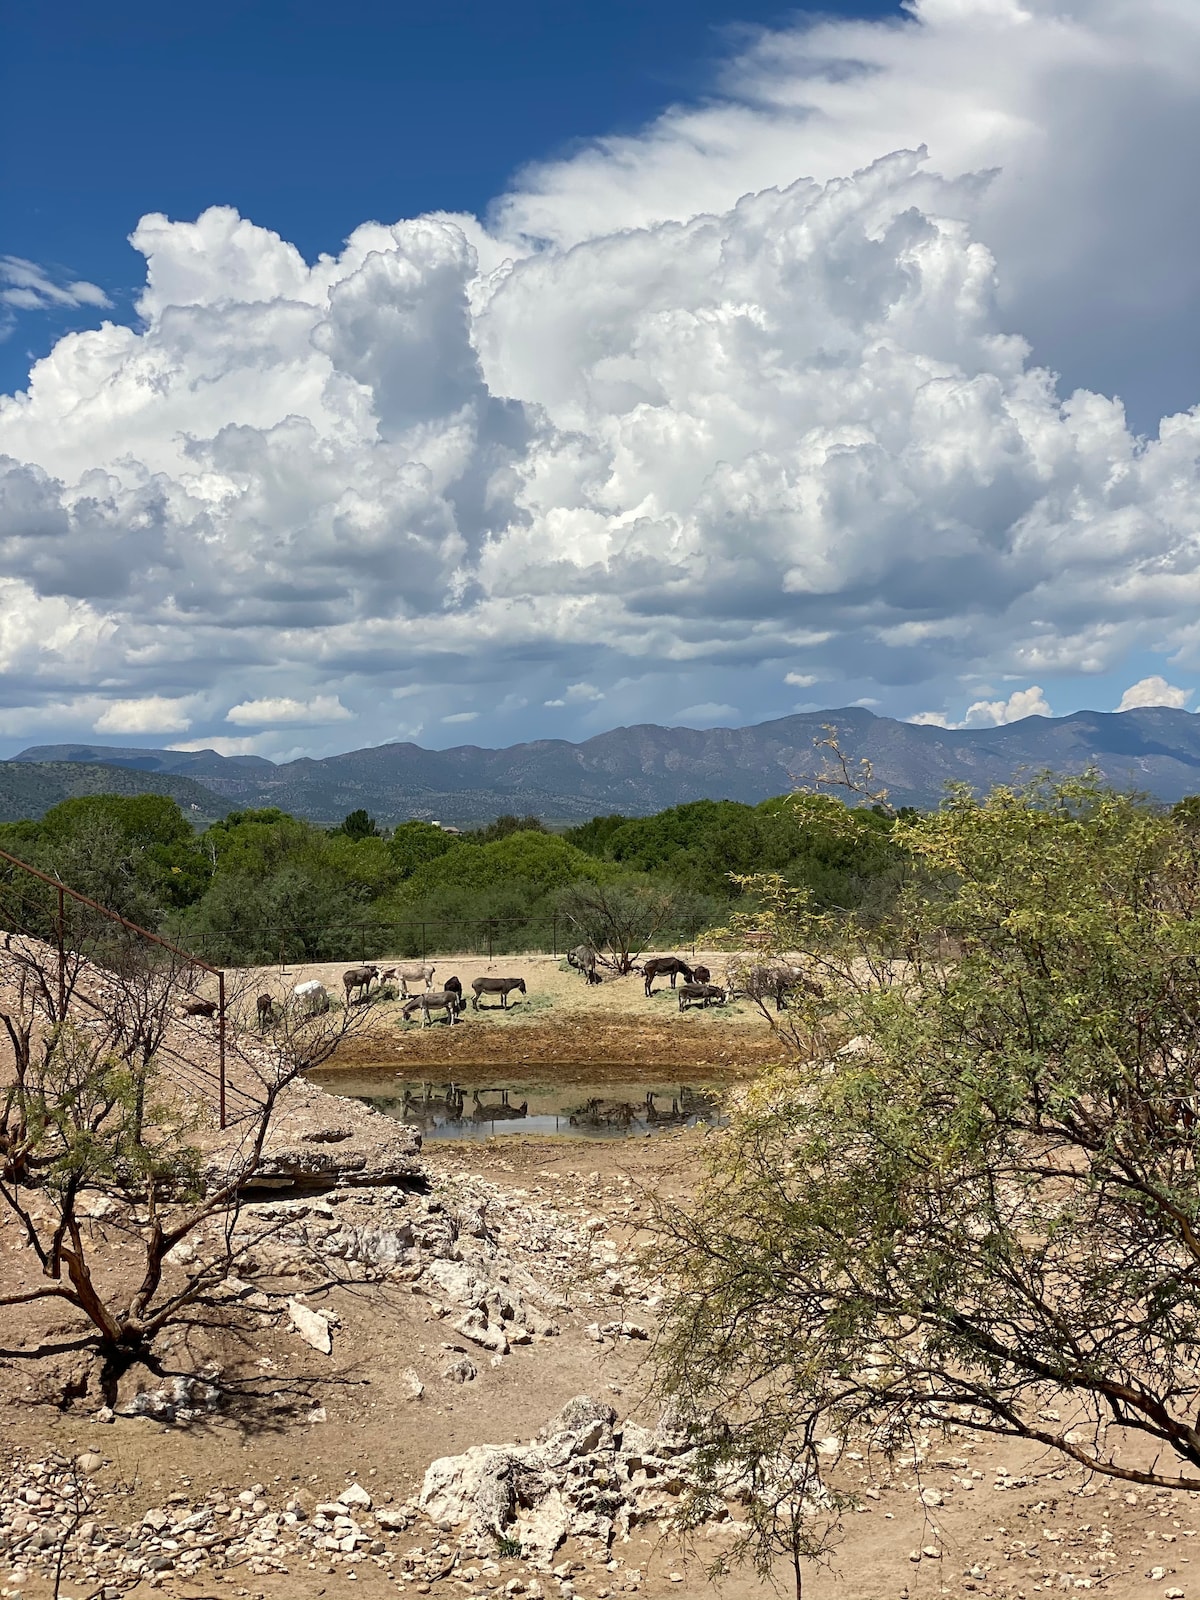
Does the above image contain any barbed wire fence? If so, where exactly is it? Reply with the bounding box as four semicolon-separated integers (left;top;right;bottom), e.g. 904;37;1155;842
0;846;252;1127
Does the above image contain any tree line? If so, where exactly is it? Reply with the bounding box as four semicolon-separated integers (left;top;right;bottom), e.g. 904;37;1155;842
0;791;906;966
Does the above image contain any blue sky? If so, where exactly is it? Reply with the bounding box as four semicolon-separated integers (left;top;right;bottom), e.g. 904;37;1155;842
1;0;903;396
2;0;1200;760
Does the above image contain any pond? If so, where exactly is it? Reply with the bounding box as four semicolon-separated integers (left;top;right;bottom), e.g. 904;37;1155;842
311;1067;726;1141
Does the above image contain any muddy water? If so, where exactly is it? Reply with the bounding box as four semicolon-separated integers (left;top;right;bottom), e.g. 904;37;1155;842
311;1064;726;1141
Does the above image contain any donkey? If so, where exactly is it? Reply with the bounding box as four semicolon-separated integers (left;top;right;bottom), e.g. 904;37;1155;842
390;961;437;997
678;981;726;1011
402;990;464;1027
643;956;694;996
567;944;601;984
342;964;379;1005
470;976;527;1010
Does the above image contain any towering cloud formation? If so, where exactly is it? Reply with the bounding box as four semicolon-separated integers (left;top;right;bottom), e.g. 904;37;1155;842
2;0;1200;750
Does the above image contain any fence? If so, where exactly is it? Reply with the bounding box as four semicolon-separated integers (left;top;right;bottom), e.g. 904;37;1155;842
0;846;239;1128
185;915;715;969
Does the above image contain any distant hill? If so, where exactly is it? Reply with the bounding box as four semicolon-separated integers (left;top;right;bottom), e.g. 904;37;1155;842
13;706;1200;824
0;762;231;826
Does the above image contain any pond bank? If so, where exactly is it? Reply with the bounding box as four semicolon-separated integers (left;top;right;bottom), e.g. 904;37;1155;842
324;1011;786;1074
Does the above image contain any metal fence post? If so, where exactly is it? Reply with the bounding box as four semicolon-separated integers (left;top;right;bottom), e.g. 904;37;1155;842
56;883;66;1020
218;969;227;1130
552;913;557;958
421;922;427;960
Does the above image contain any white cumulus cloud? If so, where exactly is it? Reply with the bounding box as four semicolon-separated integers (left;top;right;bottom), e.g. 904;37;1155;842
962;686;1054;727
225;695;354;726
2;1;1200;749
495;0;1200;426
93;696;196;734
1116;675;1194;711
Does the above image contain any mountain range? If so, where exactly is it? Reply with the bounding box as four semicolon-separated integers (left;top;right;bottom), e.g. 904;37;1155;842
0;761;233;827
7;705;1200;825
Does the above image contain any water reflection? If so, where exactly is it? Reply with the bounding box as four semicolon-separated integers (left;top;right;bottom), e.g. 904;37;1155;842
340;1075;724;1141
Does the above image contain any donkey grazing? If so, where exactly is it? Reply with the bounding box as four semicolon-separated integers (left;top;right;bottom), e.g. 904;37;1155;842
567;944;601;983
643;956;694;996
402;989;464;1027
678;981;726;1011
342;964;379;1005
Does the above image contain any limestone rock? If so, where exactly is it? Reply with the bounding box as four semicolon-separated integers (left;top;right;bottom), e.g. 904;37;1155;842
454;1310;509;1355
442;1358;478;1384
417;1395;689;1563
114;1376;219;1423
287;1298;333;1354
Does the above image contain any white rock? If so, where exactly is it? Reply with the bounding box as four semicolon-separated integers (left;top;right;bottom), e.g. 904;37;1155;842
423;1260;487;1304
339;1483;372;1510
288;1298;333;1354
454;1311;508;1354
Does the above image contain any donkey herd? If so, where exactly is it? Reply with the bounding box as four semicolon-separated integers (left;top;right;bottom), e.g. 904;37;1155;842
236;946;819;1030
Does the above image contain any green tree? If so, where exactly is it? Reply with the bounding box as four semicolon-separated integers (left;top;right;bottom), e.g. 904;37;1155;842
655;776;1200;1591
399;829;601;899
388;820;461;879
0;795;212;930
471;813;547;843
567;795;903;909
556;876;710;973
171;810;366;963
39;794;193;851
337;808;381;840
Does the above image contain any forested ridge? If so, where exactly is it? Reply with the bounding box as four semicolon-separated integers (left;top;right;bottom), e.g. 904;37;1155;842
0;791;904;964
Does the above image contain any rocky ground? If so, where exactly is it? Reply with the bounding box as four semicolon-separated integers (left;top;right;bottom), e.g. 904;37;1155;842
1;949;1198;1600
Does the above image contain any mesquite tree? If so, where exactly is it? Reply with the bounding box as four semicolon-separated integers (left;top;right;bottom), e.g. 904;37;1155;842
656;776;1200;1588
0;933;354;1394
557;880;694;974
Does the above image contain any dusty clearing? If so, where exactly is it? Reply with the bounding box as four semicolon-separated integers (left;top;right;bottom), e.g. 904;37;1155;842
0;951;1192;1600
248;952;789;1074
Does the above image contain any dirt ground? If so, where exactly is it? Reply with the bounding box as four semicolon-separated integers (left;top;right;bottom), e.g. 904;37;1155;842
258;951;791;1074
1;951;1196;1600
